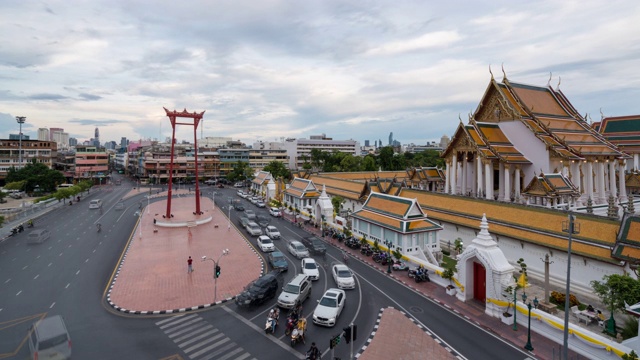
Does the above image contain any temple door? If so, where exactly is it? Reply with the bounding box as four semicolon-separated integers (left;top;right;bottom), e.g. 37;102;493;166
473;262;486;303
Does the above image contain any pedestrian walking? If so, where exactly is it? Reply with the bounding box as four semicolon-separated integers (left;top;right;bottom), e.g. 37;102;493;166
187;256;194;273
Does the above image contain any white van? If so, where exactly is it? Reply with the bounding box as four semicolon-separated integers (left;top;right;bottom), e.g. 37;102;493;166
28;315;72;360
89;199;102;209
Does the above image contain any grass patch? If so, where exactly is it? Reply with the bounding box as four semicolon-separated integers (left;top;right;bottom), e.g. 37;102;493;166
441;255;457;269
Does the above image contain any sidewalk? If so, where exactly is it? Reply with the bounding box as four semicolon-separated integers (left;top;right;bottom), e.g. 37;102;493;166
106;196;263;313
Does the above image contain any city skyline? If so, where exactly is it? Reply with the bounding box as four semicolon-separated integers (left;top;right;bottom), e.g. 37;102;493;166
1;1;639;146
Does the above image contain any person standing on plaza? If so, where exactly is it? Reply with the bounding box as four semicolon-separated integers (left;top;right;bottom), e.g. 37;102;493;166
187;256;194;273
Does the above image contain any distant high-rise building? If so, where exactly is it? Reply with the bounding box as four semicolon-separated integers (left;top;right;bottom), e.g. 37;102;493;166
388;132;393;146
37;128;49;141
49;127;63;141
94;127;100;147
379;139;382;148
364;140;370;147
69;137;78;146
105;141;116;150
120;137;128;149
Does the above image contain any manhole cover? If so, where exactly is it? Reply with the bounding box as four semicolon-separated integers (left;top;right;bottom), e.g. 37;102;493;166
410;306;423;313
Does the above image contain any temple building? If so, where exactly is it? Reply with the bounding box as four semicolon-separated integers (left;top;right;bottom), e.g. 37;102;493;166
441;73;630;209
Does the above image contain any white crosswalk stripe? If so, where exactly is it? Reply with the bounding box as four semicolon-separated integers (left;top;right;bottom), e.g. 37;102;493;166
155;314;254;360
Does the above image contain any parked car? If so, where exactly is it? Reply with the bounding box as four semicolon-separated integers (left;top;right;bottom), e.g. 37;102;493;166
264;225;281;240
331;263;356;289
301;236;327;256
234;203;245;211
256;215;270;228
312;288;346;327
237;190;245;197
269;207;282;217
217;184;224;188
277;274;312;309
257;235;275;252
205;179;217;185
268;251;289;272
256;201;266;208
245;222;263;236
234;182;244;188
287;240;310;259
301;258;320;281
235;272;279;307
245;210;257;221
250;197;259;205
238;216;251;229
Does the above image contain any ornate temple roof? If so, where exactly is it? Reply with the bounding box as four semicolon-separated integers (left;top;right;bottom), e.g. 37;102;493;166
352;192;442;233
594;115;640;156
612;214;640;265
308;175;369;201
284;178;319;198
252;171;271;185
522;173;580;198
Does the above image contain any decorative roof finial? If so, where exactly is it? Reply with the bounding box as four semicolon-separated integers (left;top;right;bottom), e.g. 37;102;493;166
600;108;605;120
547;72;552;87
501;63;507;81
489;65;494;80
458;114;463;124
557;76;561;90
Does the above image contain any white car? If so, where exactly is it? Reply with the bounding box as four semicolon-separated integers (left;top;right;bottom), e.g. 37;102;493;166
287;241;310;259
312;288;346;327
256;201;266;208
332;264;356;289
301;258;320;281
269;207;282;217
257;235;275;252
250;197;259;205
237;190;244;197
265;225;281;240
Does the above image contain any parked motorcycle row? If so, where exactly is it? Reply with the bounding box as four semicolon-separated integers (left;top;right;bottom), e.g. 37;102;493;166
6;219;35;237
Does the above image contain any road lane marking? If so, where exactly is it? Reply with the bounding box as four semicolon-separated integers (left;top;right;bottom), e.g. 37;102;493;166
48;263;52;267
4;278;10;284
33;275;39;280
85;258;89;263
68;244;72;248
36;255;40;259
75;270;80;275
48;246;52;250
65;283;70;289
22;265;28;270
59;252;63;256
93;249;96;253
16;290;21;296
50;302;55;309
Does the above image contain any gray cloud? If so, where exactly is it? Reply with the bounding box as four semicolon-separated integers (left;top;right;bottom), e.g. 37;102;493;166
79;93;102;101
68;119;128;126
28;93;68;101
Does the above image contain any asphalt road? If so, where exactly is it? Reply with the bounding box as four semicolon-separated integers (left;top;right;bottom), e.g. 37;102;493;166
1;181;532;360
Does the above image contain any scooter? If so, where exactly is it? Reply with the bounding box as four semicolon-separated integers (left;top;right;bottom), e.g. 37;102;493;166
265;315;278;334
291;327;305;347
392;261;409;271
284;316;296;336
414;271;431;283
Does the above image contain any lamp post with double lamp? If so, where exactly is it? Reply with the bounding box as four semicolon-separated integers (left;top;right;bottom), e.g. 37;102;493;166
211;192;216;210
383;240;393;273
202;249;230;303
15;116;26;168
521;293;538;351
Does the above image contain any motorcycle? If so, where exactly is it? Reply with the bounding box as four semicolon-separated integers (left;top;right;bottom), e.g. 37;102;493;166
291;327;305;347
414;271;431;283
408;266;424;279
96;224;102;233
27;220;34;228
284;316;296;336
392;261;409;271
360;244;373;256
265;312;278;334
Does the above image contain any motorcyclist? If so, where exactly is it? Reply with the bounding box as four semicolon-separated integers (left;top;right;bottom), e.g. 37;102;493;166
96;223;102;232
307;342;321;360
267;308;279;333
18;224;24;232
27;219;34;228
296;317;307;344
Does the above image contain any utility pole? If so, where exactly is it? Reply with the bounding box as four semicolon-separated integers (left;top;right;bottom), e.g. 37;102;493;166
561;211;579;360
540;253;554;306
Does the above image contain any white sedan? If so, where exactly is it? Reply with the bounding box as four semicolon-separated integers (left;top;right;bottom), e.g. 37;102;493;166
301;258;319;281
312;288;346;327
331;264;356;289
257;235;275;252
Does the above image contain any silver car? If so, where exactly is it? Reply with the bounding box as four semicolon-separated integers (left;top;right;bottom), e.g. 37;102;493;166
287;240;310;259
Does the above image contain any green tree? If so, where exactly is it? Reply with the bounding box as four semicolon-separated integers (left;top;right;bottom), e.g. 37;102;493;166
331;196;344;217
5;161;64;193
310;149;325;172
591;274;640;315
362;155;377;171
262;161;291;180
226;161;253;183
378;147;395;170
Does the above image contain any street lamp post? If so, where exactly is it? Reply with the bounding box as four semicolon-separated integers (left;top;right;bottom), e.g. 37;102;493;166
522;293;538;351
227;205;231;230
202;249;230;303
512;286;519;331
16;116;25;168
212;192;216;210
383;240;392;273
561;211;580;360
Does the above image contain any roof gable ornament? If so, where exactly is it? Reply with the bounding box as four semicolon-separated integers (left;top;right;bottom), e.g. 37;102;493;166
557;76;562;91
501;63;507;82
489;64;494;80
547;72;552;87
472;213;499;248
600;108;605;121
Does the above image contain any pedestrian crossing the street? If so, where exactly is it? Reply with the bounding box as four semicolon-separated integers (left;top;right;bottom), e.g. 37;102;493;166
156;314;257;360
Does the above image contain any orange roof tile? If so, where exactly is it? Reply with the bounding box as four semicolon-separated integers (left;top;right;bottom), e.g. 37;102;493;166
510;85;569;116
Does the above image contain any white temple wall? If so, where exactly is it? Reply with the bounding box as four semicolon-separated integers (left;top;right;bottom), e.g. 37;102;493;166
499;121;550;181
438;220;626;300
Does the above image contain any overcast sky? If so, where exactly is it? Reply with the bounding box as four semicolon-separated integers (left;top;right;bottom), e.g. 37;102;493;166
1;0;639;147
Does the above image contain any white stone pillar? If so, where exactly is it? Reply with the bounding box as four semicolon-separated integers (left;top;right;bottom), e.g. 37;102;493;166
585;161;594;200
597;161;607;203
504;164;511;202
462;152;468;196
571;161;581;192
609;160;617;199
452;154;458;195
634;154;639;172
477;155;483;197
562;162;569;177
514;167;521;200
485;161;493;200
498;162;505;201
445;161;451;194
619;160;628;203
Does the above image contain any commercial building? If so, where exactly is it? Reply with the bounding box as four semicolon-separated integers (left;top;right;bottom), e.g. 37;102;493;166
74;145;109;184
283;135;360;170
0;139;57;180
